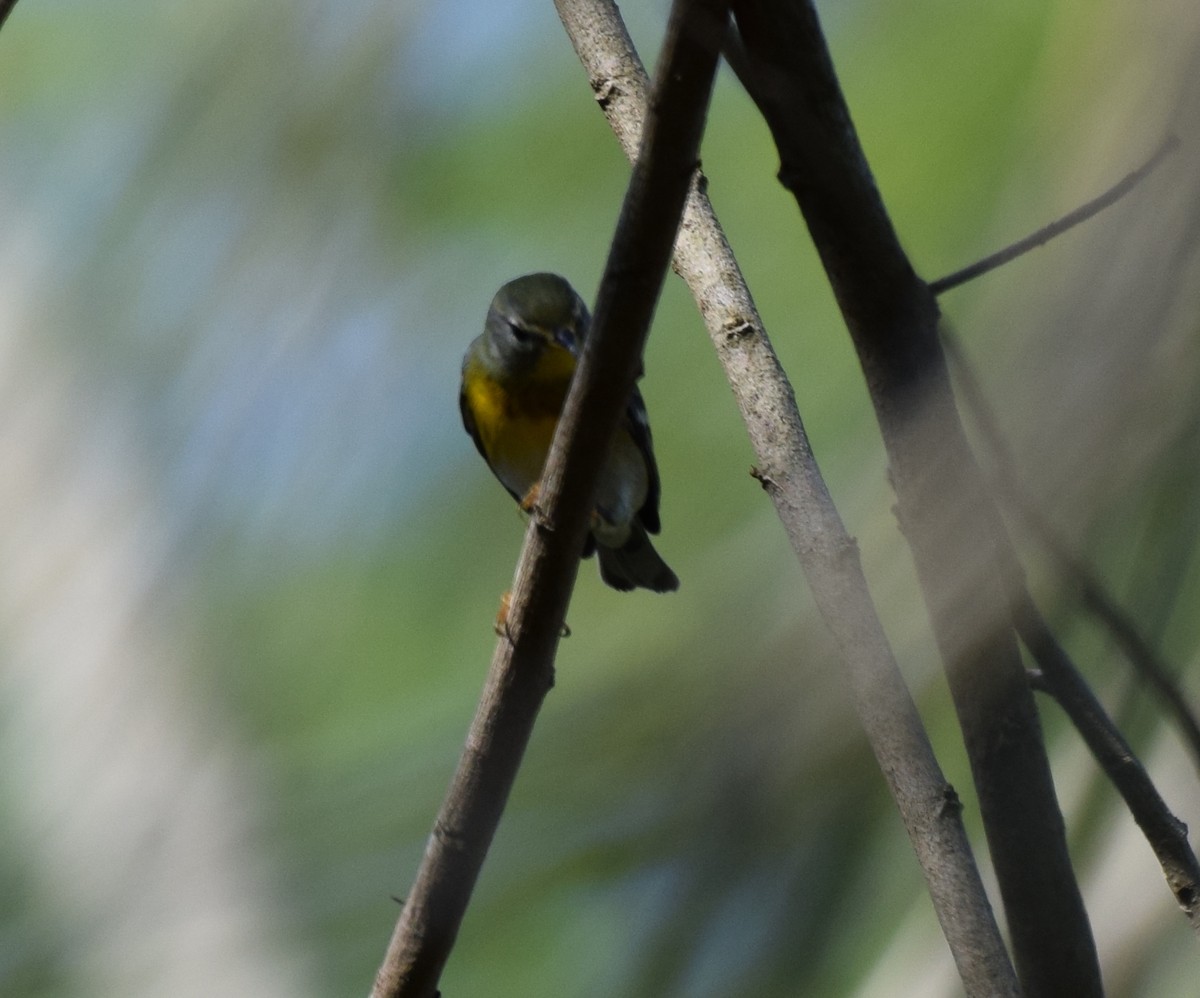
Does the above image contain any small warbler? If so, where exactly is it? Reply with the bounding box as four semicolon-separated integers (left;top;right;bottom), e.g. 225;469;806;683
460;273;678;593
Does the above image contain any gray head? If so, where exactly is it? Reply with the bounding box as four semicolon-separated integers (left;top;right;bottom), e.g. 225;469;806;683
481;273;590;374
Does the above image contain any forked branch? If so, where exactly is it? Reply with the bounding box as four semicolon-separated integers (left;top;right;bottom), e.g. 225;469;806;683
942;329;1200;931
1013;595;1200;935
944;329;1200;775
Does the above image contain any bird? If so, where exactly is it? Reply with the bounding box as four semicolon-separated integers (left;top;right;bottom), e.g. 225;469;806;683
460;272;678;593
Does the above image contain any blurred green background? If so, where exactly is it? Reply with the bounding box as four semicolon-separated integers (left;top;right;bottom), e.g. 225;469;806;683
2;1;1199;995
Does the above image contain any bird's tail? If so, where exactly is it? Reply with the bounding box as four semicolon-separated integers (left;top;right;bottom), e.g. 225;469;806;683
597;523;679;593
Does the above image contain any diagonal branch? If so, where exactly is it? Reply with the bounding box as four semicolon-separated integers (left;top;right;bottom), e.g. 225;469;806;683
555;2;1019;994
728;1;1103;994
370;2;728;995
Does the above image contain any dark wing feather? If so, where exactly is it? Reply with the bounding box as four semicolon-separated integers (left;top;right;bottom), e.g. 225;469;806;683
624;386;662;535
574;301;662;536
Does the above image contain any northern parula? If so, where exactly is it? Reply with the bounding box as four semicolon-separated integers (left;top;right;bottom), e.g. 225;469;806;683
460;273;678;592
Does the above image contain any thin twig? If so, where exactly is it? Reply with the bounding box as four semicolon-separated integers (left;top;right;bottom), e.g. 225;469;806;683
930;135;1179;295
556;2;1019;994
371;3;727;995
728;1;1104;994
944;329;1200;777
1013;595;1200;936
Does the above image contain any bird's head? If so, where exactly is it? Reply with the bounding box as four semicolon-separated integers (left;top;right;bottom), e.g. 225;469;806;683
481;273;590;379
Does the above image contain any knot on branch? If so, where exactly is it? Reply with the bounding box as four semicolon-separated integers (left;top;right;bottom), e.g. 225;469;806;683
593;77;621;110
723;319;755;344
749;465;777;492
433;818;470;854
828;532;861;569
1176;883;1197;911
938;783;963;818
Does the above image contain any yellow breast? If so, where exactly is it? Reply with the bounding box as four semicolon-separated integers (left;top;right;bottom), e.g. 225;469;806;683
463;347;576;498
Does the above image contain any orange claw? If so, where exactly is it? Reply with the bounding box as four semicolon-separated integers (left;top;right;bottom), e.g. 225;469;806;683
519;481;542;514
493;590;570;639
494;590;513;638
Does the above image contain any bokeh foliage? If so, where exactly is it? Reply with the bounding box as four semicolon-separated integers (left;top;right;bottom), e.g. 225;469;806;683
1;1;1198;995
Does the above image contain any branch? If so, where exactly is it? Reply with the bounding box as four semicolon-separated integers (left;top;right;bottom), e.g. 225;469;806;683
944;329;1200;776
728;1;1103;994
0;0;19;32
370;3;727;995
555;2;1019;994
1014;595;1200;935
930;135;1179;295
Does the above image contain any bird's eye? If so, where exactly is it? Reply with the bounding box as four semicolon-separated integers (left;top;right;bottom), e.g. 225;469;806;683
506;320;538;344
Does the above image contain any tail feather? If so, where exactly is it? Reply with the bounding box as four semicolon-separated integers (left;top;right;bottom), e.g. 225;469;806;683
596;523;679;593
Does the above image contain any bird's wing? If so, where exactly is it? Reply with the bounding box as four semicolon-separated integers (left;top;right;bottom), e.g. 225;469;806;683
624;386;662;535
